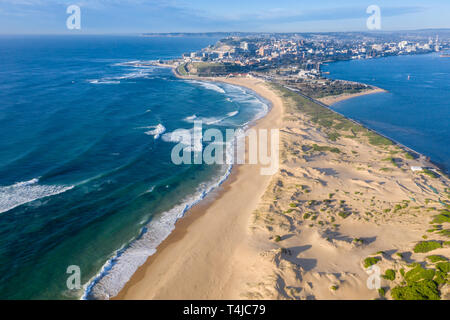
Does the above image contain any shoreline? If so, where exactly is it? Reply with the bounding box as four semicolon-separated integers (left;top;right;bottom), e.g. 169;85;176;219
317;87;386;105
114;76;283;299
115;63;448;300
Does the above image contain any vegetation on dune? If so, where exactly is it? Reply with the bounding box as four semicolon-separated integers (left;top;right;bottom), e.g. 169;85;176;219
426;255;447;263
404;152;415;160
364;131;393;146
433;271;447;285
363;256;381;268
382;269;396;281
404;265;435;283
338;211;351;219
330;285;338;291
436;262;450;273
413;241;442;253
391;280;440;300
187;62;243;76
311;144;341;154
176;63;188;76
432;211;450;223
391;264;442;300
421;169;438;179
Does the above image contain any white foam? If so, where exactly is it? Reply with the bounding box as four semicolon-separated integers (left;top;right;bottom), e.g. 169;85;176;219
227;110;239;117
81;80;270;300
88;79;120;85
186;80;226;94
161;128;202;152
144;124;166;140
183;110;239;126
0;178;74;214
83;163;232;300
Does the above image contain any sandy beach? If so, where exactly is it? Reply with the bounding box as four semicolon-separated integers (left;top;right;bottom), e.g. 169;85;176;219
116;76;450;300
115;76;284;299
317;87;386;105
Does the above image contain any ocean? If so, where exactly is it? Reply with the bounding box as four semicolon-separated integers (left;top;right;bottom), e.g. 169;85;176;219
322;52;450;173
0;35;269;299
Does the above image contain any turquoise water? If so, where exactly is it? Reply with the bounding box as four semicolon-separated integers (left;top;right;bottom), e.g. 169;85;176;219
0;36;269;299
322;53;450;173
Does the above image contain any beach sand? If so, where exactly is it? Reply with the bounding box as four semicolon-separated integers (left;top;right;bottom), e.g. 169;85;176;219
317;87;386;105
116;76;450;300
115;76;284;299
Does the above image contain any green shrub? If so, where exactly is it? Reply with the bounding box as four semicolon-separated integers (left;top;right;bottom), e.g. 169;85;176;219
330;285;338;291
432;212;450;223
383;269;396;281
274;235;281;242
363;256;381;268
378;288;386;296
438;229;450;237
421;169;438;178
391;280;440;300
413;241;442;253
405;265;435;283
338;211;351;219
426;255;447;263
434;271;447;285
436;262;450;273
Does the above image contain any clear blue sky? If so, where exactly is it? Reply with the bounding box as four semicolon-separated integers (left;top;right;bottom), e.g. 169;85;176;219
1;0;449;34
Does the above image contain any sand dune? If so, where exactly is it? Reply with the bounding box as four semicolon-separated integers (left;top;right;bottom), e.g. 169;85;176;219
116;76;450;300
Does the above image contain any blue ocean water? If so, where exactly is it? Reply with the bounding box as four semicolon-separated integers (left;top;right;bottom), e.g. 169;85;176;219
0;36;269;299
322;53;450;173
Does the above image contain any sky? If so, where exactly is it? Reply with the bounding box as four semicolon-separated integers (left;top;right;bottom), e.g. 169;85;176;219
0;0;449;34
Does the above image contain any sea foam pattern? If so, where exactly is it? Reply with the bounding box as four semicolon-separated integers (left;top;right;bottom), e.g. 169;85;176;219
83;165;231;300
83;80;271;300
0;179;74;214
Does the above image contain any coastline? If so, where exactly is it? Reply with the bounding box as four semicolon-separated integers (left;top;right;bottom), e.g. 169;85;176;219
115;65;449;301
317;87;386;105
115;76;283;299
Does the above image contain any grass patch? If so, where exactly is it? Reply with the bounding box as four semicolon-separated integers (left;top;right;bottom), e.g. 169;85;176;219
338;211;351;219
404;265;435;283
311;144;341;154
391;280;440;300
364;131;393;147
434;271;447;285
327;132;341;142
432;212;450;223
436;262;450;273
382;269;396;281
421;169;438;178
363;256;381;268
427;255;447;263
413;241;442;253
404;152;415;160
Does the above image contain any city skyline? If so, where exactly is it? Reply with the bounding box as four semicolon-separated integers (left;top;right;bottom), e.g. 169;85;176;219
1;0;450;34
